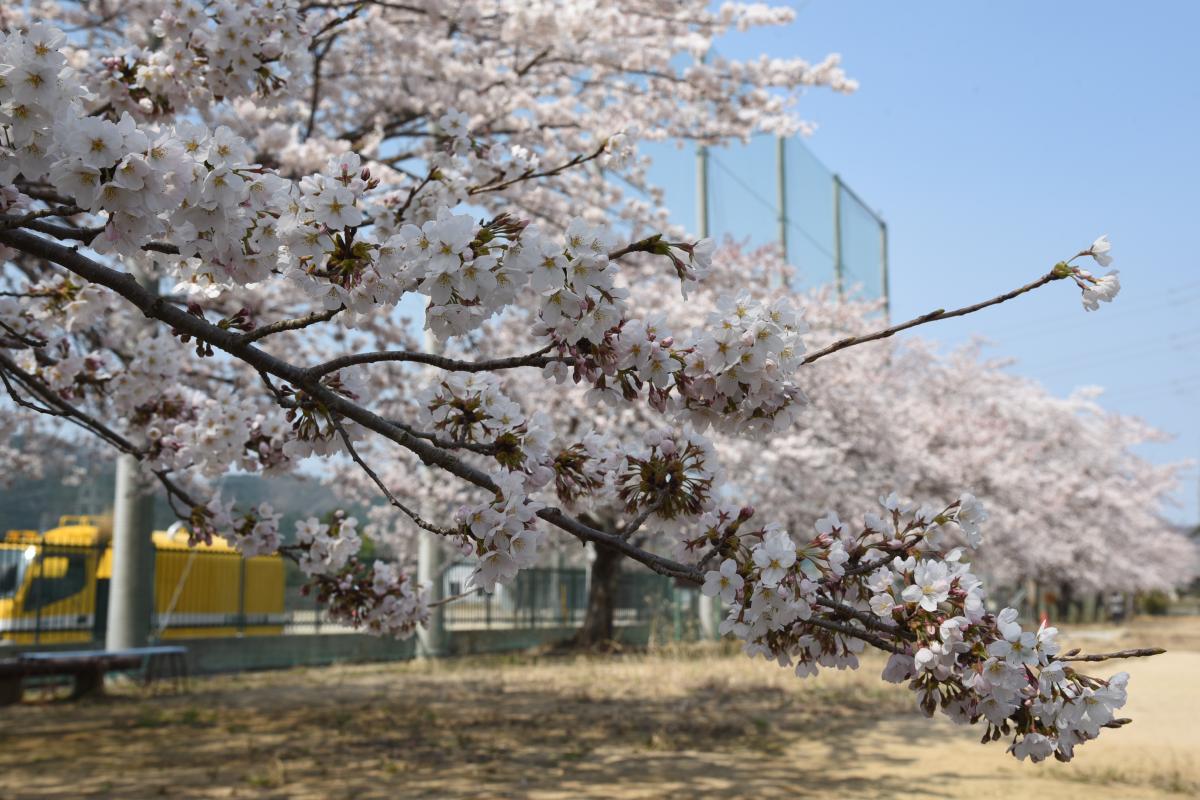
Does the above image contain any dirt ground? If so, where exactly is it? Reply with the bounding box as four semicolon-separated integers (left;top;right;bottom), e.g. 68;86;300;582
1;616;1197;800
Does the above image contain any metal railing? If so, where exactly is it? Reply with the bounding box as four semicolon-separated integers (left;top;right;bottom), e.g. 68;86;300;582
2;546;684;646
439;565;674;630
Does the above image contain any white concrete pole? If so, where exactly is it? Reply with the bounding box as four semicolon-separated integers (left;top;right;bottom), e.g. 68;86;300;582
106;454;157;649
415;322;446;658
106;262;158;651
416;530;446;657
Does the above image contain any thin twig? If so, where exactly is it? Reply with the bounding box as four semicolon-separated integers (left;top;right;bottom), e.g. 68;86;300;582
240;307;343;344
607;235;664;261
328;413;459;537
384;418;498;455
428;587;482;609
467;143;607;196
814;596;906;638
805;617;904;655
619;506;657;540
802;272;1063;365
1059;647;1166;663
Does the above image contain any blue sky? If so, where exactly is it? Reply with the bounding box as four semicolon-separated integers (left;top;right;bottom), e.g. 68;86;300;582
648;1;1200;524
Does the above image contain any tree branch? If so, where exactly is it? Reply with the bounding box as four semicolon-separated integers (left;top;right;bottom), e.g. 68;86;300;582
328;413;459;537
239;307;344;344
1059;647;1166;663
0;228;702;585
802;272;1065;365
305;344;560;378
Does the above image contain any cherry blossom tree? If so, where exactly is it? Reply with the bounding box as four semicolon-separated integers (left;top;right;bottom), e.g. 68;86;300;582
422;238;1188;643
732;271;1194;601
0;1;1162;763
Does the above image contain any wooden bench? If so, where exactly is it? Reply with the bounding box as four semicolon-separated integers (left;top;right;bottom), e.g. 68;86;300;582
0;645;188;705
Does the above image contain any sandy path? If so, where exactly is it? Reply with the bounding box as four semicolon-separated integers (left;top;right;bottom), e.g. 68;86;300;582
0;618;1196;799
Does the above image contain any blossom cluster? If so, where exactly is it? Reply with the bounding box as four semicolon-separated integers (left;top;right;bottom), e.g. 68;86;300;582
295;514;430;637
189;494;279;555
417;373;554;475
455;470;546;592
138;0;310;112
546;284;806;438
1061;235;1121;312
225;502;282;558
0;6;1155;768
0;23;279;276
676;293;808;434
699;493;1131;761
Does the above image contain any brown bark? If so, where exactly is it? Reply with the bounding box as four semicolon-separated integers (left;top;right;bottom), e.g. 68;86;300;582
574;541;622;647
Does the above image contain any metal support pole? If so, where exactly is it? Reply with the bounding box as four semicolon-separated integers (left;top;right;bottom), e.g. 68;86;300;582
416;530;446;657
33;551;42;645
832;173;844;301
696;50;711;241
880;220;891;320
775;135;788;270
107;263;158;652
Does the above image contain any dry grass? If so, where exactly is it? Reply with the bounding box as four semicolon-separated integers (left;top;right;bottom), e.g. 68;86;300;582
0;617;1197;799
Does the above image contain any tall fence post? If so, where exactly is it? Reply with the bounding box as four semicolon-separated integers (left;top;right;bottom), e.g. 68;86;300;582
832;173;844;301
776;135;788;269
880;219;890;319
33;549;42;645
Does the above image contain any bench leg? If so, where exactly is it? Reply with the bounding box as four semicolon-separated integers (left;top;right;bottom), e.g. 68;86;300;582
71;666;105;699
0;676;22;706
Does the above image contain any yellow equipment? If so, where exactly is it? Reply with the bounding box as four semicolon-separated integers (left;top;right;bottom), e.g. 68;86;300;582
0;516;285;644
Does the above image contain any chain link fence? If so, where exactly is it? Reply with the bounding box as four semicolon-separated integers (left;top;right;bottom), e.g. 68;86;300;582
2;542;700;648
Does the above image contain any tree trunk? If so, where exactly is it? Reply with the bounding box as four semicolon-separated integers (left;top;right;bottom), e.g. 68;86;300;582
1056;582;1074;624
574;541;622;647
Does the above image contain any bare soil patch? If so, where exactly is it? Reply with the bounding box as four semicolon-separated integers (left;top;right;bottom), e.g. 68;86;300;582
0;617;1197;799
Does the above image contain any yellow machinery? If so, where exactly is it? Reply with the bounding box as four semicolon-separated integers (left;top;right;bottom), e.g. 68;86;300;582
0;516;285;644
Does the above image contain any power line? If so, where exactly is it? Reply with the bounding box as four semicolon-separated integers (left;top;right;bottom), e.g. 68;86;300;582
991;281;1200;343
1098;372;1200;403
1023;328;1200;378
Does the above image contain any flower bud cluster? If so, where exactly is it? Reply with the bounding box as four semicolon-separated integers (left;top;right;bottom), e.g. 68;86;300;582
1064;235;1120;312
616;427;720;531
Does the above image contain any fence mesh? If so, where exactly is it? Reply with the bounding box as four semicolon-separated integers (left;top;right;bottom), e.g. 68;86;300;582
1;545;686;647
643;134;888;305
